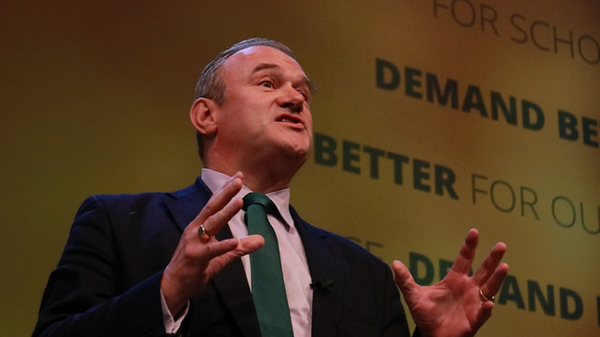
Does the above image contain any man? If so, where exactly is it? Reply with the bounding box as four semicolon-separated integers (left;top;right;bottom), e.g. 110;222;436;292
33;38;508;337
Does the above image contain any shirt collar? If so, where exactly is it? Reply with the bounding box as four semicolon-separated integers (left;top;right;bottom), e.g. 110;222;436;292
201;168;294;228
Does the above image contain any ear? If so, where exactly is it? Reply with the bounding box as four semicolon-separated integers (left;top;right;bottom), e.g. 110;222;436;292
190;98;218;136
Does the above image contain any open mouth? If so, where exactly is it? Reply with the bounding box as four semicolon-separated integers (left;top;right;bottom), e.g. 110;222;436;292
277;115;302;124
278;118;300;124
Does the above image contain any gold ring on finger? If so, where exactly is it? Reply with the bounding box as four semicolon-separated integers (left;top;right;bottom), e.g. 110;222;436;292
198;224;210;239
479;288;495;302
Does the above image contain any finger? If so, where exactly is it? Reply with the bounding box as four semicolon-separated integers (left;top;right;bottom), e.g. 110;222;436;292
392;260;419;297
450;228;479;275
471;242;507;286
210;235;265;260
476;300;495;327
191;172;243;234
207;235;265;272
201;172;243;218
480;262;509;298
236;234;265;255
201;197;243;237
202;238;241;260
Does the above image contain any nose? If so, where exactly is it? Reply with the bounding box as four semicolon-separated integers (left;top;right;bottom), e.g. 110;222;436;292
277;84;306;113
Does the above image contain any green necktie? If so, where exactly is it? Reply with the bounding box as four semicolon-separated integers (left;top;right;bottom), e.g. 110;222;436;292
243;192;294;337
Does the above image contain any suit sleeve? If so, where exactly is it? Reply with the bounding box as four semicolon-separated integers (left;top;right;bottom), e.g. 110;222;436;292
32;196;168;337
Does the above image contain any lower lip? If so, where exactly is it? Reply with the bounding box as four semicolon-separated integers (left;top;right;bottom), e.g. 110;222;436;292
278;120;304;129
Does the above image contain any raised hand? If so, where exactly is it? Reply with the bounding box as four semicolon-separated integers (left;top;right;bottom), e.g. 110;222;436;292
393;229;508;337
161;172;264;315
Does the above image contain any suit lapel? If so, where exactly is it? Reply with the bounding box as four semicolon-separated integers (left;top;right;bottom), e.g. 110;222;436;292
162;178;260;337
213;228;262;337
162;178;212;233
292;208;345;336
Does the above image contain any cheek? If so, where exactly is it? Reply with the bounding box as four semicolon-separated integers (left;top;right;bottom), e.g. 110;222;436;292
305;114;314;132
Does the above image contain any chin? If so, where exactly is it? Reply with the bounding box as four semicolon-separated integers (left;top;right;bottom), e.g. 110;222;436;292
281;144;310;163
290;141;311;156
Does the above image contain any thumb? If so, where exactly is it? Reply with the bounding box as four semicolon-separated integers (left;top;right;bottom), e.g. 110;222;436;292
208;235;265;276
392;260;418;297
236;234;265;255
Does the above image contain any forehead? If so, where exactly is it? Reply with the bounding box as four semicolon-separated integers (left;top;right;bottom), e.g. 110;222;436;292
222;46;306;79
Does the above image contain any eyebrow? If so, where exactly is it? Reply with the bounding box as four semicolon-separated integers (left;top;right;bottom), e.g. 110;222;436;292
252;63;316;94
252;63;280;73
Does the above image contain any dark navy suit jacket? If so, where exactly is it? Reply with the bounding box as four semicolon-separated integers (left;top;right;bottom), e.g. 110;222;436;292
33;178;410;337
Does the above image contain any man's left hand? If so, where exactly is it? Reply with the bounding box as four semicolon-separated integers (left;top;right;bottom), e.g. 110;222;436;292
393;228;508;337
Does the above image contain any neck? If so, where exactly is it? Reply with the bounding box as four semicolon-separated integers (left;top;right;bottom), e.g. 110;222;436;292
203;152;305;194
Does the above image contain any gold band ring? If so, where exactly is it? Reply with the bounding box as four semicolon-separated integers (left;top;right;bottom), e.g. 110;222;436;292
479;288;495;302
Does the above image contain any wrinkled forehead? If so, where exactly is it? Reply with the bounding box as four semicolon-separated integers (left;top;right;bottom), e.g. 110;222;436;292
223;45;306;77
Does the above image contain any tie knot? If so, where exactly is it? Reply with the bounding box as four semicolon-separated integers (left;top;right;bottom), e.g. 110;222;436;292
243;192;278;215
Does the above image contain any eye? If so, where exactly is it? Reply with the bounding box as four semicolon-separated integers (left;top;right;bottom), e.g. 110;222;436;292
298;89;311;102
260;80;275;88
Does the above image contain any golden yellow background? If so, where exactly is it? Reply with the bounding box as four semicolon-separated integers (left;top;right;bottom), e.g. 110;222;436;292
2;0;599;335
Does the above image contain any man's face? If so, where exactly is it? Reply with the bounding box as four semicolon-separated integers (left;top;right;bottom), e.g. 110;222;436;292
214;46;313;165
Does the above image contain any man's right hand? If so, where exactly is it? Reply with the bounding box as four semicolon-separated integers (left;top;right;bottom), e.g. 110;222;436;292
160;171;264;315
